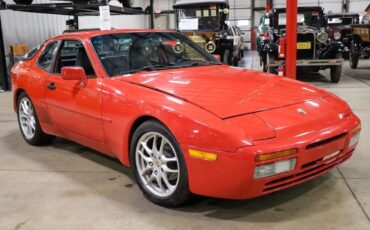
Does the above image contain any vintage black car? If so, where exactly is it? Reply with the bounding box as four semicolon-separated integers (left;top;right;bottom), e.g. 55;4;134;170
326;12;360;59
259;7;344;83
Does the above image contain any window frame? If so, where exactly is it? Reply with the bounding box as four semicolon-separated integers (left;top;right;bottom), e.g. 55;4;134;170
36;41;61;73
51;38;96;78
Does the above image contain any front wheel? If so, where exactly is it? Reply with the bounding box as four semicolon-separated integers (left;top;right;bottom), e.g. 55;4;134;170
130;120;191;207
330;65;342;83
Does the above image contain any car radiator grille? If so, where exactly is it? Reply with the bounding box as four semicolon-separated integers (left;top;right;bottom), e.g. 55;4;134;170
297;33;315;60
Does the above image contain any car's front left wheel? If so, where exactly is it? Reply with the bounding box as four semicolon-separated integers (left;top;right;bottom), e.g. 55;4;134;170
17;92;55;145
130;120;191;207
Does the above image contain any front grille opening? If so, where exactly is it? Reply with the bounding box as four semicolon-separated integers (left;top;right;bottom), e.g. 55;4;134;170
306;133;347;150
263;151;353;192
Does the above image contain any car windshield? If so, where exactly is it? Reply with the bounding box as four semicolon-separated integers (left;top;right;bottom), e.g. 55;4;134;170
177;6;220;31
91;32;220;77
328;16;354;25
278;10;323;27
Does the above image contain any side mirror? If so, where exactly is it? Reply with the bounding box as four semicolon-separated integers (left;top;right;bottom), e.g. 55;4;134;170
213;54;221;61
61;66;87;86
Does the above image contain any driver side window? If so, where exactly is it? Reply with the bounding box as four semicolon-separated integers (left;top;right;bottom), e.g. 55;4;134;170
54;40;96;78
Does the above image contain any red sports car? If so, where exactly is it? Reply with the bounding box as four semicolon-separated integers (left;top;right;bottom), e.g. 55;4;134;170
11;29;361;207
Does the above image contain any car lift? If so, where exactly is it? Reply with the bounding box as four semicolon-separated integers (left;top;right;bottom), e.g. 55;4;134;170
0;0;146;91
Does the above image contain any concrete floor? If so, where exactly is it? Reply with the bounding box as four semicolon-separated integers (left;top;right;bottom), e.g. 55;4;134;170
1;51;370;229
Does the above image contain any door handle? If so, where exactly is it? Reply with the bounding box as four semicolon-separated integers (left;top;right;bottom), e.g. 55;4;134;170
47;82;56;90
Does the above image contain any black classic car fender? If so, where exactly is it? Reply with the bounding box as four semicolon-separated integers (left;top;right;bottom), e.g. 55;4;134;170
319;41;345;59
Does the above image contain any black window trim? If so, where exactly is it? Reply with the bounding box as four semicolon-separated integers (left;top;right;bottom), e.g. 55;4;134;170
50;38;96;78
36;40;61;73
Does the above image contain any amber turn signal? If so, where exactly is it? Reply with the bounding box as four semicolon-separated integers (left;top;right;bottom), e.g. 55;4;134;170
255;148;298;162
189;149;218;161
349;124;361;135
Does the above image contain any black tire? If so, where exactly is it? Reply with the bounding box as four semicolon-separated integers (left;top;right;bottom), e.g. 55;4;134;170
232;57;239;66
349;41;359;69
330;65;342;83
13;0;33;4
17;92;55;145
130;120;191;207
261;54;267;72
222;49;232;65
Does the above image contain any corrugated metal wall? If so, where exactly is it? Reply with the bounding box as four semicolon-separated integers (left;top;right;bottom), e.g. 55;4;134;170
1;0;68;53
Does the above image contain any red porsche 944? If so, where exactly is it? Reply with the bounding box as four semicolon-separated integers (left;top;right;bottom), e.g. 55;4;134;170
11;29;361;207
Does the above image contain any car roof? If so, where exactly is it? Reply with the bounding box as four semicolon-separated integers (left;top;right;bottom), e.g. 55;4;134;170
326;12;359;17
273;6;324;13
50;29;175;40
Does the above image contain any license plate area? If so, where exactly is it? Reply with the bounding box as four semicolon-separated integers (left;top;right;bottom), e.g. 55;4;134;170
297;42;311;50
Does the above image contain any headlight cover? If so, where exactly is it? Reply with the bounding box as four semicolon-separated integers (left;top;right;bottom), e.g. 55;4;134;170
317;32;328;43
254;158;297;179
334;32;341;40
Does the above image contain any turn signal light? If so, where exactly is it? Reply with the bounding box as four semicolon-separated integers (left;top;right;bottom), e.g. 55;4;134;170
189;149;217;161
255;148;298;162
349;124;361;135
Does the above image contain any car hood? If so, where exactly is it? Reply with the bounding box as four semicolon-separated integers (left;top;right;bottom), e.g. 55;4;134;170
115;65;329;119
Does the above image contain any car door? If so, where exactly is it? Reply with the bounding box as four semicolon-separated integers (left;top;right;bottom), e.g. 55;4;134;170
45;39;105;143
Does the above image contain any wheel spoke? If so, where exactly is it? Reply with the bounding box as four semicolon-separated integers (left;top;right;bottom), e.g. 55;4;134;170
156;173;165;192
162;165;179;173
21;101;28;115
140;141;152;155
162;155;177;163
161;172;174;191
141;164;154;176
138;150;152;163
158;137;166;155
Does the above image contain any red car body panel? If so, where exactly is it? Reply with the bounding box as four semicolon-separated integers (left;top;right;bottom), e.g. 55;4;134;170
11;29;361;199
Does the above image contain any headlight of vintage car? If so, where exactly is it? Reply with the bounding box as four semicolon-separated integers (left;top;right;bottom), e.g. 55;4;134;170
205;41;216;53
334;32;341;40
317;32;328;43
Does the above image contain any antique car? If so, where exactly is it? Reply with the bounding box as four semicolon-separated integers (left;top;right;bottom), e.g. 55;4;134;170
326;12;360;59
173;0;239;65
349;5;370;69
12;29;361;207
258;7;345;83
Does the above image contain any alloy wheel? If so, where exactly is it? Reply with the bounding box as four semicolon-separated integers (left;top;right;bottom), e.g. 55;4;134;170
135;132;180;198
18;97;36;140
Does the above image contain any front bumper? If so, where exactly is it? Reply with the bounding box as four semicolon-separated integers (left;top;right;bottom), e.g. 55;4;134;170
182;114;360;199
268;59;343;67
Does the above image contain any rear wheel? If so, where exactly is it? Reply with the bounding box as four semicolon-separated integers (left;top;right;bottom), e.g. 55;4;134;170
17;92;55;145
349;41;359;69
130;120;191;207
261;54;268;72
222;49;232;65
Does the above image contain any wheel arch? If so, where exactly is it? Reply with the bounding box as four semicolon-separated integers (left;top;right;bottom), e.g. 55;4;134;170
13;88;26;112
126;115;170;167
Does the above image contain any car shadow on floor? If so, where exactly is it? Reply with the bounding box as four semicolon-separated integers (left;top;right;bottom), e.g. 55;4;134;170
296;71;331;83
4;131;342;222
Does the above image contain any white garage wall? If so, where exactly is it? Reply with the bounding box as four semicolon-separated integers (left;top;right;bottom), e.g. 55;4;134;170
0;0;68;51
